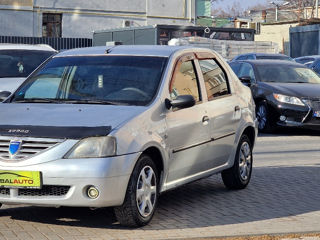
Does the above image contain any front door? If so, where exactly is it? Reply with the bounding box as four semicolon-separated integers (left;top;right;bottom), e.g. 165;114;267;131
165;55;212;184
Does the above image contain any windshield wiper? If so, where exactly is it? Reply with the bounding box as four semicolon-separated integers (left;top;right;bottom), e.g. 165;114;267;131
61;99;127;105
12;98;129;105
13;98;62;103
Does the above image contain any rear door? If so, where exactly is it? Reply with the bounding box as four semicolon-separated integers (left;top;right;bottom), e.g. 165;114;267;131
196;53;241;168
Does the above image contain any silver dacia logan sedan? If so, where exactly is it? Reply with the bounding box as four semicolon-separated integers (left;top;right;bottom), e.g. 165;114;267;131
0;46;257;227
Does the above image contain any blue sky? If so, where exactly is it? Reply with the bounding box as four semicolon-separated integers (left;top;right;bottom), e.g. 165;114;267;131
214;0;269;10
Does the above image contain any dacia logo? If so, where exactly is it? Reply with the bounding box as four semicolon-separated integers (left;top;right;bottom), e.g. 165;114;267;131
9;140;23;159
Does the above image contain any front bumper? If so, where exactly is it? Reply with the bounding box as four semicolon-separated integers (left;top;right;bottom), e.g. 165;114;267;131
0;152;141;207
271;101;320;129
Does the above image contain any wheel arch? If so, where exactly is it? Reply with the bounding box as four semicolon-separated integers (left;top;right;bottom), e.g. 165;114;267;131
142;146;165;189
241;126;256;148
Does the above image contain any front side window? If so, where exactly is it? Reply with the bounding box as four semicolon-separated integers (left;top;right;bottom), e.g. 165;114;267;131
12;56;167;106
0;50;55;78
199;59;230;101
229;62;242;75
239;63;256;82
170;61;200;102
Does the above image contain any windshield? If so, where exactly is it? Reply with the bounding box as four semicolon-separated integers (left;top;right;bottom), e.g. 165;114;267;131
256;65;320;84
0;50;55;78
12;56;168;106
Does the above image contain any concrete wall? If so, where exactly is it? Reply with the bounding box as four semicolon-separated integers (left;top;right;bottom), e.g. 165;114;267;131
0;9;33;37
255;22;298;55
0;0;196;38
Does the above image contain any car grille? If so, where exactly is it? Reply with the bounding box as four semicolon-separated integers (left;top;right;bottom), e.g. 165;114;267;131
0;138;61;161
310;99;320;110
18;185;70;197
0;185;70;197
303;98;320;110
0;188;10;196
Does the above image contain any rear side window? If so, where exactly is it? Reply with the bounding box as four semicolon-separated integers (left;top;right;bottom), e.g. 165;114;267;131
199;59;230;101
0;50;55;78
296;58;314;64
235;55;247;61
313;60;320;74
256;55;292;61
170;61;200;102
246;55;255;60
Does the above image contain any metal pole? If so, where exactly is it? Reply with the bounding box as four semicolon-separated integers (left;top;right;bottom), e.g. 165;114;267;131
316;0;319;18
276;5;278;21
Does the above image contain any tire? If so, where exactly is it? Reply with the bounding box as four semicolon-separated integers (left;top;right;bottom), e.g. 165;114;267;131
114;154;158;227
221;134;253;190
256;102;275;133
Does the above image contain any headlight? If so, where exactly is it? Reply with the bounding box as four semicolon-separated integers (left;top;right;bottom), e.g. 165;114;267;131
273;93;305;106
65;136;116;158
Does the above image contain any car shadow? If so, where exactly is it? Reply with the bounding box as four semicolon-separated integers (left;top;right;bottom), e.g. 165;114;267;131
1;165;319;230
258;127;320;137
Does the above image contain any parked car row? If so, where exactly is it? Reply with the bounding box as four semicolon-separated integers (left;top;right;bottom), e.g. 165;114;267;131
230;52;320;133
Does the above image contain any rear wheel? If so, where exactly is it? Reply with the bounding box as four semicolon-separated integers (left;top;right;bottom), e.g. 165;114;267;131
114;154;158;227
222;134;253;189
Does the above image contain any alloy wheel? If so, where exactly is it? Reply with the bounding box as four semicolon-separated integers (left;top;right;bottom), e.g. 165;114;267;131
136;166;157;218
239;141;252;181
257;104;267;130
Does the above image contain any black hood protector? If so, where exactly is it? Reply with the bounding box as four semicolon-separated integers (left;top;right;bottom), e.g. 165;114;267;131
0;125;112;139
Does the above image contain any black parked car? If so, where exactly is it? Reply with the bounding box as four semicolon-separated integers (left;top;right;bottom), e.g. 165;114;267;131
229;60;320;132
294;55;320;74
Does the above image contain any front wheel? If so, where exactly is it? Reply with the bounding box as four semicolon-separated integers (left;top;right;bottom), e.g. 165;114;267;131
114;154;158;227
256;102;275;133
221;134;253;189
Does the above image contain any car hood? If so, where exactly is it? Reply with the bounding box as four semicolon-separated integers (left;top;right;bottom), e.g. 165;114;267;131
262;82;320;99
0;103;146;139
0;77;26;93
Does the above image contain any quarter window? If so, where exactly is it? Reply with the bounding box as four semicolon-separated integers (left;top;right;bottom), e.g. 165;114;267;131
199;59;230;101
170;61;200;102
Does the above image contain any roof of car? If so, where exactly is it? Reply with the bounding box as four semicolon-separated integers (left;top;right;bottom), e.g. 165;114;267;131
295;55;320;60
55;45;199;58
0;43;56;52
234;59;306;67
254;53;289;57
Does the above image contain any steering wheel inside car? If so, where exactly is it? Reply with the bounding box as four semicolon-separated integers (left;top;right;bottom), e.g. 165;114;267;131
121;87;150;99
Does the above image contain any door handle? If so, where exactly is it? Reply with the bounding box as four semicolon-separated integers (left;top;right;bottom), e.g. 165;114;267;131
202;116;209;125
234;106;240;112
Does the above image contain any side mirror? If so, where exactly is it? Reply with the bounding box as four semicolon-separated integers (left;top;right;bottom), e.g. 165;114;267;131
239;76;252;87
0;91;11;102
165;95;196;110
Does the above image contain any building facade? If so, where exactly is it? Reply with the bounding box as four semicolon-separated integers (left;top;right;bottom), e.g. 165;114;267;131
0;0;202;38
